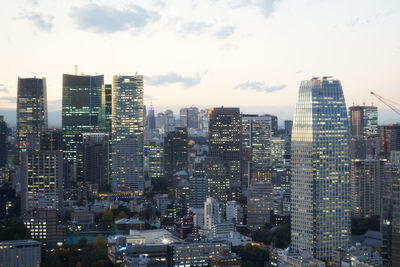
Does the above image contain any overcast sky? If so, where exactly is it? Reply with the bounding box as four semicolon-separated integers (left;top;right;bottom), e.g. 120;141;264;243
1;0;400;126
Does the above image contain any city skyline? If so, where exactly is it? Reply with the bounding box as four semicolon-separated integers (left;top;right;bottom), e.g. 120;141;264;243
1;0;400;126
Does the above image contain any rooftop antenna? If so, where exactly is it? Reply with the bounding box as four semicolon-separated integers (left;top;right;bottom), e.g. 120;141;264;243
74;65;78;75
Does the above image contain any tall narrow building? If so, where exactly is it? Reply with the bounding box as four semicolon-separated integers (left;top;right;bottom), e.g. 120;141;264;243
0;116;7;168
164;127;188;187
62;74;104;163
112;75;144;193
17;77;48;152
81;133;109;191
208;107;242;201
291;77;351;260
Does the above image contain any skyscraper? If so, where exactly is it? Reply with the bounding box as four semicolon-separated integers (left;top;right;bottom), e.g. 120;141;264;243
379;124;400;159
351;159;386;218
100;84;112;136
242;114;272;186
148;141;164;180
291;77;351;260
112;75;144;193
17;77;48;152
208;107;242;201
180;107;199;129
247;182;273;230
81;133;109;191
348;105;378;159
164;127;188;187
349;105;378;137
21;150;63;212
0;116;7;168
62;74;104;163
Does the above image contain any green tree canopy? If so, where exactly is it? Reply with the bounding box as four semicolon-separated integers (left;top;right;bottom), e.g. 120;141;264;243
115;210;129;221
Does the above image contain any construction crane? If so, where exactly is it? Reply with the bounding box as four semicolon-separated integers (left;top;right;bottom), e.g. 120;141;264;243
370;91;400;116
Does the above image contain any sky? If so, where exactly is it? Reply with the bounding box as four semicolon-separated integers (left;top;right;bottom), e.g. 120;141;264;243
1;0;400;127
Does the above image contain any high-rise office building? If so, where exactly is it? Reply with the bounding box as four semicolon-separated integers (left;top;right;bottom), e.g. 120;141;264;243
242;114;272;187
351;159;386;218
348;105;378;159
206;156;230;203
349;106;378;138
270;137;285;167
100;84;112;135
189;164;207;209
284;120;293;136
80;133;109;191
0;116;7;168
180;107;199;129
199;109;209;137
148;141;164;180
208;107;242;201
242;114;272;166
40;129;62;151
62;74;104;163
112;75;144;193
17;77;48;152
247;182;273;230
21;150;63;212
164;127;188;187
291;77;351;260
379;124;400;159
383;151;400;266
263;114;278;136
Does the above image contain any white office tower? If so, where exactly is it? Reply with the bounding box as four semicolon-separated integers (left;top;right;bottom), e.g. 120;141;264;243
111;75;144;193
204;197;222;230
226;201;242;225
291;77;351;261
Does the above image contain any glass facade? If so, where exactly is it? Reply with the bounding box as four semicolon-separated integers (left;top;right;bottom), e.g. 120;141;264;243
291;77;351;260
111;75;144;193
17;77;48;152
208;107;242;201
62;74;104;163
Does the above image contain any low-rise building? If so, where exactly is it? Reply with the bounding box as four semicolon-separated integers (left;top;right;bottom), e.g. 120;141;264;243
210;250;241;267
168;240;231;267
0;239;41;267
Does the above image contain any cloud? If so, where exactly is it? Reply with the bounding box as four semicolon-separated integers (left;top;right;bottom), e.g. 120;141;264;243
257;0;280;18
214;26;236;39
234;81;286;93
0;96;17;109
70;4;159;33
178;21;211;35
0;84;8;93
22;12;54;32
146;72;202;88
220;0;280;18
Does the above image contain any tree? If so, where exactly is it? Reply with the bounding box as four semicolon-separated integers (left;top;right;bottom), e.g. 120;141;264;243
0;219;31;241
115;210;128;221
352;215;380;235
101;209;114;223
93;235;107;250
233;244;269;267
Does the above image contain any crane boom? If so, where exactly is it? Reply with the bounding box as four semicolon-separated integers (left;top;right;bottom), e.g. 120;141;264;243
370;91;400;116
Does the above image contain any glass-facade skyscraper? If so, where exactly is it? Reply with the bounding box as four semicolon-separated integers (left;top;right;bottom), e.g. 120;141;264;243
291;77;351;260
111;75;144;193
17;77;48;152
62;74;104;163
208;107;242;201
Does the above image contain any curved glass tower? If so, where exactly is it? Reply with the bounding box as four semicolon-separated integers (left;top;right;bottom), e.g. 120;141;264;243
291;77;351;260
